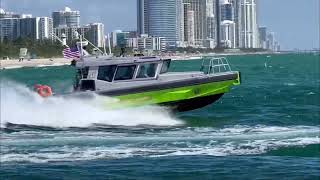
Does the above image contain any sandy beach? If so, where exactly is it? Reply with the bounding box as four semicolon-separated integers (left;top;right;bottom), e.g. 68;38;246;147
0;58;72;69
0;51;277;69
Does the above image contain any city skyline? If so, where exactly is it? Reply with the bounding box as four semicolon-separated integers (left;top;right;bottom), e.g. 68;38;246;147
1;0;319;50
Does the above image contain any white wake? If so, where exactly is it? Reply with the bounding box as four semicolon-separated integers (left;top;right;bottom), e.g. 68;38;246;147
0;81;182;128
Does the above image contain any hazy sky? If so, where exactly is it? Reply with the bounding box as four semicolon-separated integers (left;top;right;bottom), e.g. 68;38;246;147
1;0;319;50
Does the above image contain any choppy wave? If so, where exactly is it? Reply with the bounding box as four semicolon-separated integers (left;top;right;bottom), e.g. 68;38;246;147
1;125;319;163
0;81;182;128
1;82;319;164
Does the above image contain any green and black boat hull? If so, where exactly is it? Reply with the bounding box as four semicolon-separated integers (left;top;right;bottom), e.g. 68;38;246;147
96;72;241;112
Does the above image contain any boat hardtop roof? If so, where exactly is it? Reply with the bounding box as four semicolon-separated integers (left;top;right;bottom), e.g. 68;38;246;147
76;55;169;68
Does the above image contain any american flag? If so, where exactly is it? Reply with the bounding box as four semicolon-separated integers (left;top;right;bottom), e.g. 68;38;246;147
63;47;81;59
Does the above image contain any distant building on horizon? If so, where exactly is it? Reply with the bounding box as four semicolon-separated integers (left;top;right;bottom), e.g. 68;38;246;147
127;34;167;52
54;23;105;48
20;17;53;41
86;23;105;48
137;0;182;48
52;7;80;28
0;9;20;42
266;32;274;50
220;20;236;48
182;3;195;47
52;7;106;48
220;0;234;22
219;0;235;48
0;18;20;42
258;26;267;49
0;9;53;42
182;0;217;48
111;30;129;48
238;0;259;48
0;8;20;18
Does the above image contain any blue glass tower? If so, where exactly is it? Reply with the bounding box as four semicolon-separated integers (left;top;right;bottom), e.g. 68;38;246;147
137;0;180;48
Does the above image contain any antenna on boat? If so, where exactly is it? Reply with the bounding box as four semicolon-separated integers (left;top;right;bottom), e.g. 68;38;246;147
107;33;112;56
52;34;69;47
75;30;105;56
103;35;107;56
79;32;84;60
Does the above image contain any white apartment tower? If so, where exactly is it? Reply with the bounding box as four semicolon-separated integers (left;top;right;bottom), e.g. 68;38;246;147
87;23;105;48
52;7;80;28
183;0;207;47
220;20;236;48
238;0;259;48
20;17;53;40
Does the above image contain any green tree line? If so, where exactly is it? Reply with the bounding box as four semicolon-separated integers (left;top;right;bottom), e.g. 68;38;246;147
0;38;64;59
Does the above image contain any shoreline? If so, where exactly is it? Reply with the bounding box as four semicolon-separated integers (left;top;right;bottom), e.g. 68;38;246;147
0;51;301;69
0;58;72;69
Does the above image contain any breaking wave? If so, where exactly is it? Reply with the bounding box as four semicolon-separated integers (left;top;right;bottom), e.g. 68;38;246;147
1;82;319;164
1;125;319;163
0;81;182;128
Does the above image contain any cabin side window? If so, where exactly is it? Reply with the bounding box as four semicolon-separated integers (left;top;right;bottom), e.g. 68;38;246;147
114;65;136;81
77;67;89;78
97;65;116;82
160;60;171;74
136;63;157;79
74;67;89;88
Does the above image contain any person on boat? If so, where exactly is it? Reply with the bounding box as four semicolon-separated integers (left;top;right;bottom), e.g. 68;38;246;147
137;66;148;78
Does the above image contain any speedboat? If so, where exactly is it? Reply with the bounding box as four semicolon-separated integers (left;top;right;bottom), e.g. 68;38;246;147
68;55;240;112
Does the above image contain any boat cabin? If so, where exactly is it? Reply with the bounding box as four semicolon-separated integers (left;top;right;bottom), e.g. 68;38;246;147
74;56;171;91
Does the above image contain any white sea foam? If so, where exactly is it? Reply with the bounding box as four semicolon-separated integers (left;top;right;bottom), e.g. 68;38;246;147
36;63;69;68
1;125;319;163
284;82;297;86
1;82;319;163
1;66;24;70
0;81;182;128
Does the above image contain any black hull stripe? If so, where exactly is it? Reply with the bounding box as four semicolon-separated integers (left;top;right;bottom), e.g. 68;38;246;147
97;73;237;96
162;93;224;112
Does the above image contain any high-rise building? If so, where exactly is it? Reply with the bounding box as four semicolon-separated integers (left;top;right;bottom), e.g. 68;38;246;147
86;23;105;48
206;0;216;48
187;10;195;46
182;3;195;47
183;0;208;47
39;17;53;40
0;9;20;42
238;0;259;48
1;9;53;42
220;20;236;48
137;0;148;35
267;32;274;50
231;0;241;48
0;18;20;42
137;0;182;48
258;26;267;49
220;0;234;21
215;0;221;48
52;7;80;28
20;17;53;40
111;30;129;48
127;34;167;52
54;24;104;48
0;8;20;18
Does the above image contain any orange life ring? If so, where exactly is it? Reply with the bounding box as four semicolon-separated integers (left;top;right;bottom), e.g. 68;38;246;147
36;85;53;98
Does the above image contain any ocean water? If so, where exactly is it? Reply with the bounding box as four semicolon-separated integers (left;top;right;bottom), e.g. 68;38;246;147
0;53;319;179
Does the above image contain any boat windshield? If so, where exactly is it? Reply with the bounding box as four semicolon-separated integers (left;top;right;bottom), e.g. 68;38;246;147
114;65;136;81
97;65;116;82
160;60;171;74
136;63;157;78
